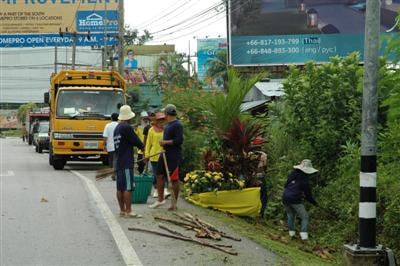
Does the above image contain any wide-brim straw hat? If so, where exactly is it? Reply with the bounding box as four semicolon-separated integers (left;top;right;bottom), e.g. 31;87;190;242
118;105;135;121
293;159;318;174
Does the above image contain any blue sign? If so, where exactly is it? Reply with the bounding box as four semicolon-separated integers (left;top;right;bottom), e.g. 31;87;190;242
0;33;117;48
197;38;227;80
76;10;119;33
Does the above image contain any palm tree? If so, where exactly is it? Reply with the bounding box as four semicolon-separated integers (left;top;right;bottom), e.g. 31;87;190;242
206;50;228;91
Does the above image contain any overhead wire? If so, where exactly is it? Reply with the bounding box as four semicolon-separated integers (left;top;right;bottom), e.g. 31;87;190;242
150;0;250;43
150;3;225;40
135;0;194;30
133;0;185;29
149;0;224;35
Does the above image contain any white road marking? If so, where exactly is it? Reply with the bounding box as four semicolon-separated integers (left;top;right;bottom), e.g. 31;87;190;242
0;171;15;177
70;170;143;266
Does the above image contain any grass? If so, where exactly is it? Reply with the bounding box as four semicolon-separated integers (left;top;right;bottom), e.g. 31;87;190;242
183;197;341;266
0;129;21;137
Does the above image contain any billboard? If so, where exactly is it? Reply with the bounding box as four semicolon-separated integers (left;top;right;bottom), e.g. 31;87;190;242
0;110;18;129
0;0;119;47
197;38;227;80
229;0;400;65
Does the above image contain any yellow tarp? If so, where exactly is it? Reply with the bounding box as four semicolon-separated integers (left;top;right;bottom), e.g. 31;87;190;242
186;187;261;217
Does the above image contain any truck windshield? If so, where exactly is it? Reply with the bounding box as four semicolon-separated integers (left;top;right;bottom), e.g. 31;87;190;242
56;89;124;119
39;123;49;133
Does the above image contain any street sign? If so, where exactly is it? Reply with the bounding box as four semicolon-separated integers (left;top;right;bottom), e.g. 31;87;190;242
228;0;399;66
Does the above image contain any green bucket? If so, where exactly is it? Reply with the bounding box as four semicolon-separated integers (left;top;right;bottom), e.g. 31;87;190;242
132;174;153;204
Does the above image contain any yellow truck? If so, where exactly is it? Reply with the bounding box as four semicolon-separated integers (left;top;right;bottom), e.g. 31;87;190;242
44;70;126;170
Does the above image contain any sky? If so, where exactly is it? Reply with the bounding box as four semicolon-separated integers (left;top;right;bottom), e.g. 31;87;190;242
124;0;227;55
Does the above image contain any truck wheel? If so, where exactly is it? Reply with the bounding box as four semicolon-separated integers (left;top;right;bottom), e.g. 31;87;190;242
53;159;66;170
49;149;54;165
38;145;43;153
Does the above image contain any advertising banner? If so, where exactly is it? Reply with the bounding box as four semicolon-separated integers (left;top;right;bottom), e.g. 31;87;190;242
197;38;227;80
0;110;18;129
229;0;400;65
0;0;119;47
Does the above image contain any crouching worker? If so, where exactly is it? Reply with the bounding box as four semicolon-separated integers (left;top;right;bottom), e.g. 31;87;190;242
282;159;318;240
114;105;144;218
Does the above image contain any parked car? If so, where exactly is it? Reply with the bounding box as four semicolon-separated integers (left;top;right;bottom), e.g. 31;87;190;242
33;121;49;153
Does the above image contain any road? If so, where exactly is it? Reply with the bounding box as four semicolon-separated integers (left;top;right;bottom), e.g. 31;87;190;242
0;138;281;266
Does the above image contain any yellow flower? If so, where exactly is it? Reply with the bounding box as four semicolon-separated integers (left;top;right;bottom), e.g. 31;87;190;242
239;181;245;188
205;173;211;178
184;176;189;182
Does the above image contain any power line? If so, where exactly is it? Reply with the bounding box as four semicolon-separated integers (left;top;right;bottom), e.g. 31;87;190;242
151;4;225;40
143;0;199;31
150;0;249;43
149;1;224;35
135;0;193;30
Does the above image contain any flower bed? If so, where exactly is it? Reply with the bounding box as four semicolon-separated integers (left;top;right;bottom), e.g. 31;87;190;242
184;170;260;217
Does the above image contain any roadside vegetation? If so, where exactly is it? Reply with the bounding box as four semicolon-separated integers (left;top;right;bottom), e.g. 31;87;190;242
154;29;400;263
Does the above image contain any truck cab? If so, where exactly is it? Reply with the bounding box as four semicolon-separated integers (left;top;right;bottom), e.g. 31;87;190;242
45;70;126;170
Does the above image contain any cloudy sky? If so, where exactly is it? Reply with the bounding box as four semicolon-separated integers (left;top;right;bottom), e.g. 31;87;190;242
124;0;227;54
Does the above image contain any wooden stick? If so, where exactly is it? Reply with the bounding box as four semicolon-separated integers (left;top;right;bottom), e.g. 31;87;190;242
154;216;195;228
128;227;238;255
158;224;188;238
184;212;241;242
95;168;114;179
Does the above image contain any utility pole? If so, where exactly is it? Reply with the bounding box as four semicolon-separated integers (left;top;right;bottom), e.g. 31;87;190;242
72;33;77;70
343;1;395;264
225;0;230;65
188;40;191;77
54;46;58;73
117;0;124;74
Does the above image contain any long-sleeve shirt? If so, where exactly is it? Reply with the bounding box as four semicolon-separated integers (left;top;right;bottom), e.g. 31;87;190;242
145;127;164;162
282;169;317;205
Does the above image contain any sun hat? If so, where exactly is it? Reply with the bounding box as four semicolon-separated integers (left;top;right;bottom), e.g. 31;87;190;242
155;112;165;120
293;159;318;174
164;104;177;116
118;105;135;121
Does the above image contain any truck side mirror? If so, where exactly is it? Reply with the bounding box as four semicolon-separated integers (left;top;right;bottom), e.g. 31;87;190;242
44;92;49;104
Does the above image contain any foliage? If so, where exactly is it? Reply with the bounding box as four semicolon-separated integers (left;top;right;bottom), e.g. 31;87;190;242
152;53;191;90
163;87;217;130
180;128;208;178
17;102;38;123
123;26;152;46
184;170;244;195
280;53;363;183
221;118;264;186
205;50;228;90
206;68;265;134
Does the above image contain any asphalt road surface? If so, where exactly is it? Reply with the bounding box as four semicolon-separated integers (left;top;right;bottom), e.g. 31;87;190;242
1;138;281;266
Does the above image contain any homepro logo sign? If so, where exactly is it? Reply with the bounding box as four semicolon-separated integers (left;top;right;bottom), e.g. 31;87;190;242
76;10;119;33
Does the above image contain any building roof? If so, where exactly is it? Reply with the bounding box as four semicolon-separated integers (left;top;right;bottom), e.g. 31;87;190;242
240;100;267;112
254;80;285;97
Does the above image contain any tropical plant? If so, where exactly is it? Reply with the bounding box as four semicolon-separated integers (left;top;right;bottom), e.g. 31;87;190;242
17;102;38;123
123;25;152;46
152;53;190;90
206;68;265;134
184;170;244;195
